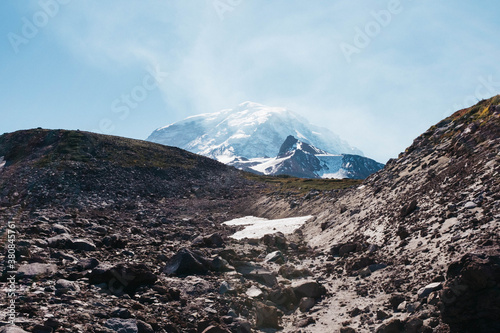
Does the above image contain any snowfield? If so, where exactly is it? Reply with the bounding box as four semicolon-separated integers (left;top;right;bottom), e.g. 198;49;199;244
223;215;313;240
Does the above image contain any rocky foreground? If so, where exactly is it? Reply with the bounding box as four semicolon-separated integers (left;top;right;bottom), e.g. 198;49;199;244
1;96;500;333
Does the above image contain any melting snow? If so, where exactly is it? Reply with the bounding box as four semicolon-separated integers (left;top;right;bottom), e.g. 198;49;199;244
223;215;313;240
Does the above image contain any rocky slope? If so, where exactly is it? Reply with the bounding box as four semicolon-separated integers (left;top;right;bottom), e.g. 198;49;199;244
248;95;500;332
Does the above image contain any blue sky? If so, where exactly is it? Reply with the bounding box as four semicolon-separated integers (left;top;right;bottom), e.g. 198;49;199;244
1;0;499;162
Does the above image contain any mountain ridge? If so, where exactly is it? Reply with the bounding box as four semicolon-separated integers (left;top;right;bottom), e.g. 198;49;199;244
232;135;384;179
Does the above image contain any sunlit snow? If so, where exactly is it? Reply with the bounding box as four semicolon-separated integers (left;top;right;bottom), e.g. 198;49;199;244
223;215;313;240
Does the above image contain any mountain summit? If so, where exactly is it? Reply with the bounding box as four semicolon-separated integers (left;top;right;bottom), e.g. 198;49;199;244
232;135;384;179
147;102;363;163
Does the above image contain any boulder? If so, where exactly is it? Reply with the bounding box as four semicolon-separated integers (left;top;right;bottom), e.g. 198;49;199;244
405;317;424;333
375;319;404;333
255;302;281;329
192;233;224;248
262;232;287;249
389;294;405;310
71;238;96;251
102;234;128;249
17;263;57;278
440;251;500;332
163;248;211;276
77;257;100;271
89;263;157;295
292;280;326;299
47;234;73;248
401;199;418;217
268;286;298;309
330;242;361;256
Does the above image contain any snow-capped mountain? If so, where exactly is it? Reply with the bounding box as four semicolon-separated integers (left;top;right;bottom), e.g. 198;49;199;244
231;135;384;179
147;102;363;163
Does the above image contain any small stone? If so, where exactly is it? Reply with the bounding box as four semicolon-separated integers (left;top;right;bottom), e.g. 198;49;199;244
405;317;424;333
55;279;80;293
52;223;70;234
376;309;389;320
246;286;263;298
17;263;57;278
105;318;138;333
47;233;73;248
264;250;285;263
0;326;29;333
299;297;316;312
397;301;407;312
255;302;281;329
417;282;442;299
77;257;100;270
359;267;372;278
219;281;234;294
464;201;477;209
111;307;132;319
71;238;96;251
136;320;154;333
201;325;230;333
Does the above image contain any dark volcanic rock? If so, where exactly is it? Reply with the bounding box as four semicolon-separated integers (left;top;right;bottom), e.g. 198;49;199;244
163;248;212;276
375;319;404;333
255;302;281;329
440;250;500;332
89;263;157;295
292;280;327;299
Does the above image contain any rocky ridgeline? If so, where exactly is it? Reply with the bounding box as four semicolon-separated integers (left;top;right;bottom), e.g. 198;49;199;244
1;96;499;333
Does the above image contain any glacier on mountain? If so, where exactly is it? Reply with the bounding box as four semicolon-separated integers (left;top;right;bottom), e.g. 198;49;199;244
147;101;363;162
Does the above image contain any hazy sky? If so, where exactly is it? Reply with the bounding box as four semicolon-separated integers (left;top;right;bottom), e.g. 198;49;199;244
1;0;499;162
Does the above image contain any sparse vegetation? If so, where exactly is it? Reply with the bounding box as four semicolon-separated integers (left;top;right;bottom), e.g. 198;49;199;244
244;173;362;193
